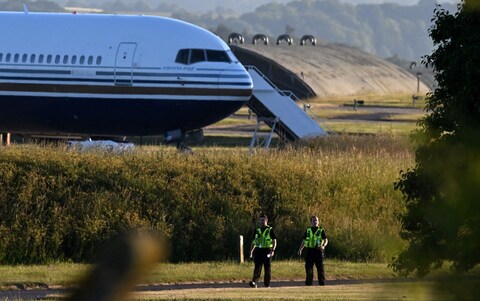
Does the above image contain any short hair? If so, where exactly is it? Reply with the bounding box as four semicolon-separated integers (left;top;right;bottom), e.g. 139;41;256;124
311;215;318;221
259;214;268;221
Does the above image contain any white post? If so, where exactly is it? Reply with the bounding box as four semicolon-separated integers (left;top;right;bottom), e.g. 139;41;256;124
239;235;244;264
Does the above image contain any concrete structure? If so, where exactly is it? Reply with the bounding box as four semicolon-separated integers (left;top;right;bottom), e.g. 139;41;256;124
231;44;430;99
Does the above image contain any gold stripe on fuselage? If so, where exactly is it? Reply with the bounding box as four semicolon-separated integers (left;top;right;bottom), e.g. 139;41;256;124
0;83;252;97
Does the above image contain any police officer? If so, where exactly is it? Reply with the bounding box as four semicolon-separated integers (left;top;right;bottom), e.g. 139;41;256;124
297;215;328;286
249;214;277;288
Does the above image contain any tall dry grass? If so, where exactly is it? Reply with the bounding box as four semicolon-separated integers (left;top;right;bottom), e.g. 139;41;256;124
0;135;413;264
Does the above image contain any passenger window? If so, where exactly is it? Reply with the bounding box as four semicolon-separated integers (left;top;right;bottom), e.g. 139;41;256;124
14;54;19;63
30;54;36;63
63;55;69;64
55;55;60;64
47;55;52;64
175;49;189;64
39;54;44;64
190;49;205;64
80;55;85;65
206;50;231;63
6;53;11;62
87;56;93;65
0;53;3;62
96;56;102;65
22;54;28;63
71;55;77;64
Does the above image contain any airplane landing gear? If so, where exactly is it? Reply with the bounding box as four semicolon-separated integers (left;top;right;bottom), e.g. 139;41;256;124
165;129;203;153
176;141;193;153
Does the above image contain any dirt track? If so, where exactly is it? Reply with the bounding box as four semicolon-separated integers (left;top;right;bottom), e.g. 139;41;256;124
0;278;418;300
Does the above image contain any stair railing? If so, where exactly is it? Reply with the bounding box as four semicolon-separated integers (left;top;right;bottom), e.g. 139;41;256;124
246;65;335;135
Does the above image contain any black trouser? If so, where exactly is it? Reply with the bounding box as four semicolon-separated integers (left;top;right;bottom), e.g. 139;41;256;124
252;248;272;287
305;248;325;285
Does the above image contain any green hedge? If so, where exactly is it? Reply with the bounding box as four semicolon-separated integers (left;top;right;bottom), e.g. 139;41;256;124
0;136;412;264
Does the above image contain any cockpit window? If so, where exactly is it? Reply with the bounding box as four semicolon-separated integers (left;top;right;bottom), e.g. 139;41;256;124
190;49;205;64
175;49;231;65
175;49;189;64
206;50;231;63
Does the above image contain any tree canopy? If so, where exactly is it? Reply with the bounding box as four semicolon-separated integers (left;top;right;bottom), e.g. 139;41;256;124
393;0;480;276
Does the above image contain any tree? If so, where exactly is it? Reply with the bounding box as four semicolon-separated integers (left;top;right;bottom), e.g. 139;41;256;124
209;23;234;42
392;0;480;276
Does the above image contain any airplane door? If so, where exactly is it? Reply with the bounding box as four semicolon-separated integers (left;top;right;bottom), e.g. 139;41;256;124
114;43;137;86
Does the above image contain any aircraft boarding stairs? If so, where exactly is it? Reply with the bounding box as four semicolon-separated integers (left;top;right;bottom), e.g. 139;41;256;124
245;66;330;149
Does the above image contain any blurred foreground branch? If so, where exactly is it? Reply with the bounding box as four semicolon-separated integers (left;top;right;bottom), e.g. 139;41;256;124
68;232;169;301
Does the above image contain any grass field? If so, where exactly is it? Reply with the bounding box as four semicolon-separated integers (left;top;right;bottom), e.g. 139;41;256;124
0;93;453;301
206;93;426;140
0;261;396;288
313;93;427;107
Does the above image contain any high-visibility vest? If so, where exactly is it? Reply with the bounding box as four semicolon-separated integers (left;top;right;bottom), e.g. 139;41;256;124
304;227;324;248
253;226;273;248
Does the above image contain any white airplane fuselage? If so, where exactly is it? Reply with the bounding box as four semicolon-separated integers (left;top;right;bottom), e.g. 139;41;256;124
0;12;253;137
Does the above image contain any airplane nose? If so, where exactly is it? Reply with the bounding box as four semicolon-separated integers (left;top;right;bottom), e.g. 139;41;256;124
218;65;253;95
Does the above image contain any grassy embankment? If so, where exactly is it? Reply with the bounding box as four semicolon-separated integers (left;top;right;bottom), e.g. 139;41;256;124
0;135;413;265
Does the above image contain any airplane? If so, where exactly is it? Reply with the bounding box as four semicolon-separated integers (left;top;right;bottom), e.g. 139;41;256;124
0;11;253;147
